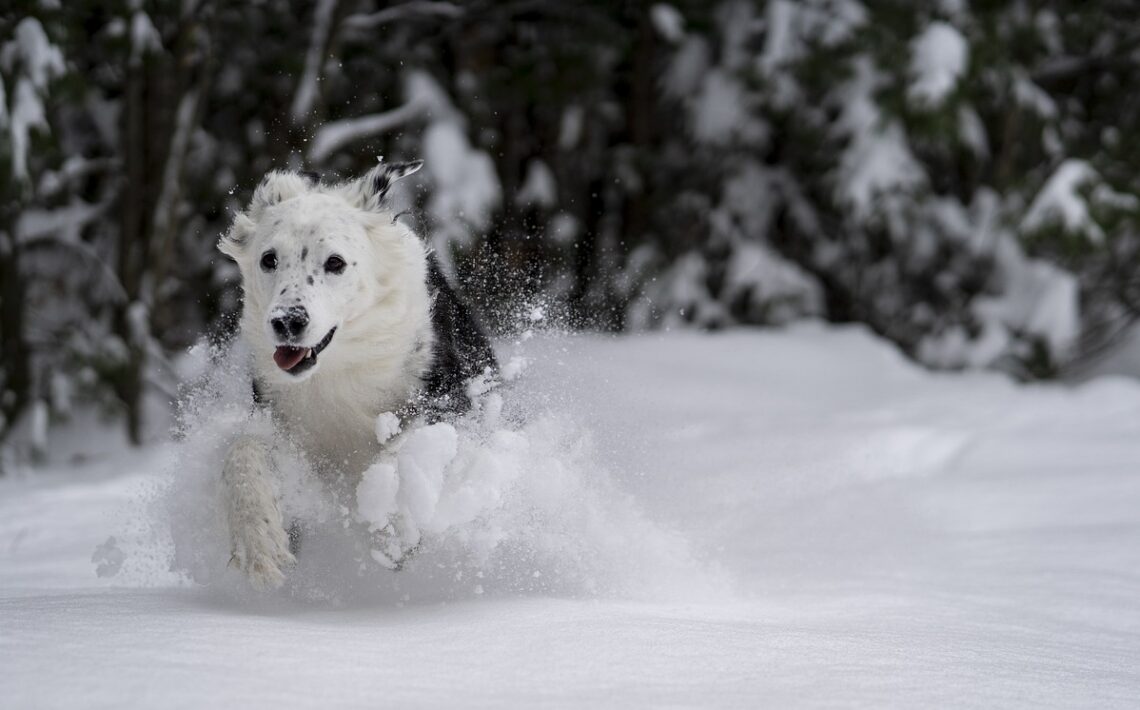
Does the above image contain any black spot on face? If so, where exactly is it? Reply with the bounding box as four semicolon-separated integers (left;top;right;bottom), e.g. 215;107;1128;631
307;276;314;285
301;247;309;260
280;288;286;295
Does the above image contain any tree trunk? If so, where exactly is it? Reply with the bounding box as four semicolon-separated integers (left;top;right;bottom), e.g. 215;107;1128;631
0;227;31;448
115;56;149;446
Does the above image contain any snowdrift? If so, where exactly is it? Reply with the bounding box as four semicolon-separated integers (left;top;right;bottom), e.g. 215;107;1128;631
2;324;1139;707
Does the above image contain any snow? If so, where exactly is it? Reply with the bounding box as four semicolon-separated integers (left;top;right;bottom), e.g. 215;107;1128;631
424;121;502;234
557;105;583;150
758;0;798;73
129;11;162;65
754;0;867;107
908;22;968;108
2;18;65;91
1012;69;1058;119
3;327;1140;706
15;197;105;243
833;57;926;219
663;37;709;100
373;411;402;444
724;242;824;323
691;69;764;146
152;86;200;244
974;255;1080;361
649;4;685;44
1;18;66;180
919;189;1081;370
342;1;464;31
958;105;989;157
9;78;48;181
308;102;424;164
308;71;445;163
515;159;557;209
289;0;337;123
1021;159;1102;242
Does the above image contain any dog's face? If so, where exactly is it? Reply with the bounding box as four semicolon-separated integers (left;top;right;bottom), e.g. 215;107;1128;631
220;162;423;383
244;195;371;378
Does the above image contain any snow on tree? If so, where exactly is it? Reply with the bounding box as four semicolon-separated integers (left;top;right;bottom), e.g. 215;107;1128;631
5;0;1140;456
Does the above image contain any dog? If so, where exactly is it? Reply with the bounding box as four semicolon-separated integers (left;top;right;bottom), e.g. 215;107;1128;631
216;160;496;589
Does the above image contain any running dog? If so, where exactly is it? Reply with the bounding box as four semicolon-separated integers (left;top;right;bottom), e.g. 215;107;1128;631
217;161;495;589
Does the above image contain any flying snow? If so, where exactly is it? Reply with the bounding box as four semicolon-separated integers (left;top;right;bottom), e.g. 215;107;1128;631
149;325;719;605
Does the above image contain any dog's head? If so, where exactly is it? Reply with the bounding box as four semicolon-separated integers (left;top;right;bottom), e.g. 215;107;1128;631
219;161;424;383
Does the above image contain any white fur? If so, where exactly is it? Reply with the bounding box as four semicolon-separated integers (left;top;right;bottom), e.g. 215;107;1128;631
218;167;433;589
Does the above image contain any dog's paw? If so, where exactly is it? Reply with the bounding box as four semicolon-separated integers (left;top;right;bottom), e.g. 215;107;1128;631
368;519;419;571
229;519;296;591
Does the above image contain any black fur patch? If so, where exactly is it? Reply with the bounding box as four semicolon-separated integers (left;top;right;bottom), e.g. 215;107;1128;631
417;254;497;420
251;377;267;406
372;160;424;203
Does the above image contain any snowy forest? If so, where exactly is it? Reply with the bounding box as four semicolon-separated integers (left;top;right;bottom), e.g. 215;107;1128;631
6;3;1140;706
2;0;1139;451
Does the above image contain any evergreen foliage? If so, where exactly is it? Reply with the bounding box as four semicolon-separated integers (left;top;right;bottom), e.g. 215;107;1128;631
2;0;1138;449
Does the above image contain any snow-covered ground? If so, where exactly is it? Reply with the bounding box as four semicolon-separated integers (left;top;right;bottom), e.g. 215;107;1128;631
2;324;1139;707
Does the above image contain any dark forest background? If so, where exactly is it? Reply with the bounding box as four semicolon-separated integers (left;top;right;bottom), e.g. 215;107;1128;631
3;0;1140;457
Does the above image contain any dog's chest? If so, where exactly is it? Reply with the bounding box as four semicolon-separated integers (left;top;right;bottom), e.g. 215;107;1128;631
269;376;400;473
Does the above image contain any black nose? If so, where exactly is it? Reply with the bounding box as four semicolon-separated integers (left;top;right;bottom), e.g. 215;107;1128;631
270;306;309;340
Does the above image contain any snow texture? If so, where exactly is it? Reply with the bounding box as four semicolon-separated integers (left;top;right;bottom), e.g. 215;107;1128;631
2;18;65;180
725;242;824;322
833;57;926;219
289;0;337;123
918;190;1081;369
1021;159;1102;242
691;69;763;146
425;122;502;235
515;159;557;209
2;328;1140;707
649;4;685;44
755;0;867;107
129;11;162;65
307;71;442;163
908;21;968;108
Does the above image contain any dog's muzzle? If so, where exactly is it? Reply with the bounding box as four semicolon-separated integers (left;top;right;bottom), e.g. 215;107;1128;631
273;327;336;375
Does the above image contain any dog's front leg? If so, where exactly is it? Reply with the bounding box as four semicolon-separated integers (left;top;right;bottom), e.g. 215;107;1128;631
222;435;295;590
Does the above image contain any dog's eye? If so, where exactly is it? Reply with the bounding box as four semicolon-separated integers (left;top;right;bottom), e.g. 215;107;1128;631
260;251;278;272
324;255;346;274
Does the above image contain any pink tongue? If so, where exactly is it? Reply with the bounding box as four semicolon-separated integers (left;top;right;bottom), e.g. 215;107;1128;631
273;346;309;371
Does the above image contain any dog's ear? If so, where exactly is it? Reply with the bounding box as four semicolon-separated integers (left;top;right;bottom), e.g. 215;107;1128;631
248;170;314;218
218;213;254;260
347;159;424;211
219;170;316;259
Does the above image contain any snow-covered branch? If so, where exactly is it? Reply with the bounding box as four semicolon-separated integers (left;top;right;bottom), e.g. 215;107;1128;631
15;199;107;244
290;0;338;124
308;97;425;164
342;1;463;31
152;88;199;246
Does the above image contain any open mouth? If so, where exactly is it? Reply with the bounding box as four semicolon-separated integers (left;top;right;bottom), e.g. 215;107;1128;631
272;327;336;376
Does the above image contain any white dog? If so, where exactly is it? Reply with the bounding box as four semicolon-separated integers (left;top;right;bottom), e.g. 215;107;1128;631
217;161;496;589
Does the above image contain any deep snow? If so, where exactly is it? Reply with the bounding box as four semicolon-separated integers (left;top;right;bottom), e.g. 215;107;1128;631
2;325;1140;707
